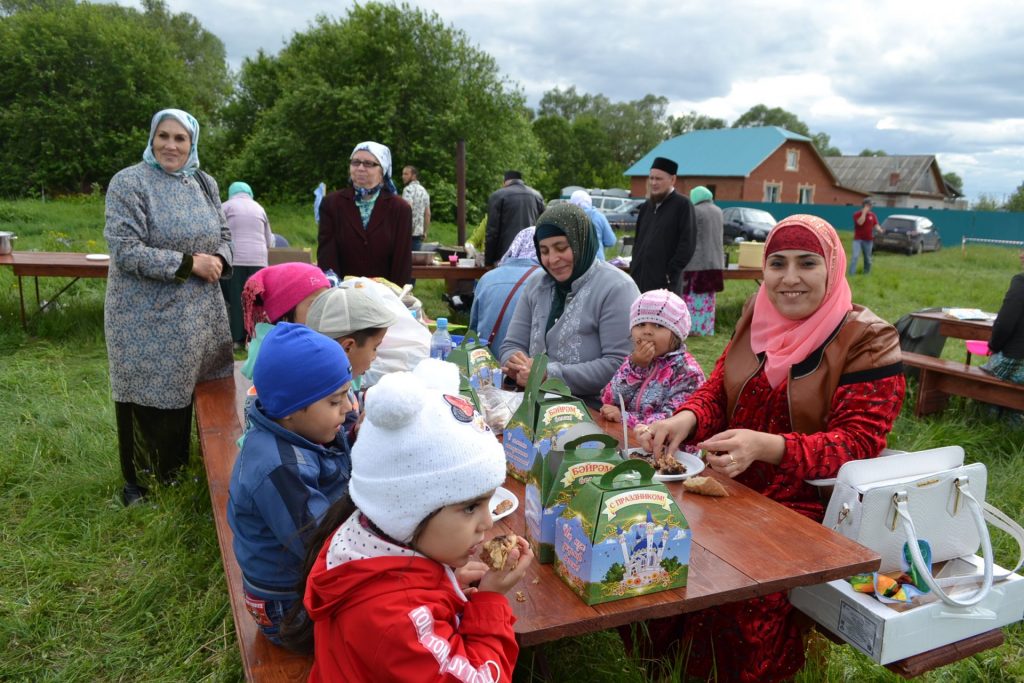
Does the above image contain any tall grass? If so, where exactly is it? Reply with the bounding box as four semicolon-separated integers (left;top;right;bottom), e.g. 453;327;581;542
1;196;1022;681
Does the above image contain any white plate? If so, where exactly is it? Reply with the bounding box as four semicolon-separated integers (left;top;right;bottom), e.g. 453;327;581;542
85;253;110;261
489;486;518;521
626;448;706;482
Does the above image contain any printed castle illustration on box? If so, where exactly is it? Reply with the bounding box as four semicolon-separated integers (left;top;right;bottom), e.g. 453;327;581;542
619;510;668;587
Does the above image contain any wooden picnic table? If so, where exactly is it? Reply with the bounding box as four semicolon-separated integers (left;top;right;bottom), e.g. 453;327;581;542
909;309;994;342
0;251;109;329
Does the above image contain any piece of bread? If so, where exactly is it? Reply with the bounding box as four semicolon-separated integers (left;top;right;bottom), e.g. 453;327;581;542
683;476;728;497
480;534;518;570
492;498;514;516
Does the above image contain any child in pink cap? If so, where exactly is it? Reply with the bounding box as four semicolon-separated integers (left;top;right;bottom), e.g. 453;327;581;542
599;289;706;444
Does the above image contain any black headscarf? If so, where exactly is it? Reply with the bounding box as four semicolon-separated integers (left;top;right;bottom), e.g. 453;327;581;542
533;204;599;332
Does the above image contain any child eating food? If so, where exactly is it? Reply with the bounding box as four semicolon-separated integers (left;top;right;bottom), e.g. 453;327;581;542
600;289;706;436
282;370;533;680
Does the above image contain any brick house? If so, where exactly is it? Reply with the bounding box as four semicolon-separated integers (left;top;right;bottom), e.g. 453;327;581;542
824;155;964;209
624;127;865;205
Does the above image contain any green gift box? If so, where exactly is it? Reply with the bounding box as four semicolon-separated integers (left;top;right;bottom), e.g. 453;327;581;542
555;459;691;605
525;430;621;563
502;354;594;482
446;330;502;391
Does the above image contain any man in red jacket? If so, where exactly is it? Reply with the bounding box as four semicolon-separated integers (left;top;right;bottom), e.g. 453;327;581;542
848;198;879;275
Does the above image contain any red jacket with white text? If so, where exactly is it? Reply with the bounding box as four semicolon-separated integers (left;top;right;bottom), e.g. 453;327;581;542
304;513;518;683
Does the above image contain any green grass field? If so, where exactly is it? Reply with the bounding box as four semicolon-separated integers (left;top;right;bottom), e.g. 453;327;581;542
1;196;1023;681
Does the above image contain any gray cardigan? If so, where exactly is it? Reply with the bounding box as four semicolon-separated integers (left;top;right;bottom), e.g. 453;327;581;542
499;261;640;400
686;200;725;271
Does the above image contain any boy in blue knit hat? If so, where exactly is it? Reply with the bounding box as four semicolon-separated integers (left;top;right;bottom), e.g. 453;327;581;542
228;322;354;645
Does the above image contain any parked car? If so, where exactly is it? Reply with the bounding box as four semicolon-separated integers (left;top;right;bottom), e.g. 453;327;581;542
874;215;942;255
604;199;643;231
722;207;777;243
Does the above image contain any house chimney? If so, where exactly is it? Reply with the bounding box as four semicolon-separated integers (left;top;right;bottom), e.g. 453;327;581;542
889;172;900;187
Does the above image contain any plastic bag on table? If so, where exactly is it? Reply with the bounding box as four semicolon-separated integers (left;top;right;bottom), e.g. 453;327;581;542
477;385;524;435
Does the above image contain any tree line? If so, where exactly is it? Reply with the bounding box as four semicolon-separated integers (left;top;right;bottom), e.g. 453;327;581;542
2;1;1021;218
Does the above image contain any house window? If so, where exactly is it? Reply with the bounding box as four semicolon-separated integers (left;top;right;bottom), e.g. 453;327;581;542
764;182;782;202
786;149;799;171
798;185;814;204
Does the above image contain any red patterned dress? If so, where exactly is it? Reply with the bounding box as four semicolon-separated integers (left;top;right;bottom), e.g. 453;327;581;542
636;349;906;682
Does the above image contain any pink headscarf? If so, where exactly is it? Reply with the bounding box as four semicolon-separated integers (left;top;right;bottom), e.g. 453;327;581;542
241;263;330;339
749;215;852;388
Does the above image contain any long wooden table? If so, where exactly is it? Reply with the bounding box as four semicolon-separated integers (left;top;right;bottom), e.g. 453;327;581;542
0;251;109;329
909;309;994;342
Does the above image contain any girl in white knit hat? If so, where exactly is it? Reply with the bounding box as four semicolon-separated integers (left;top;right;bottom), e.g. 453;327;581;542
280;363;533;681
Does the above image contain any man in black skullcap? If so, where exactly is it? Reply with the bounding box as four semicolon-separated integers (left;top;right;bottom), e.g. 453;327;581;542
485;170;545;266
630;156;697;293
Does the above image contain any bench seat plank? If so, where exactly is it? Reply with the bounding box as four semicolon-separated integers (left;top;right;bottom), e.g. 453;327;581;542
902;351;1024;416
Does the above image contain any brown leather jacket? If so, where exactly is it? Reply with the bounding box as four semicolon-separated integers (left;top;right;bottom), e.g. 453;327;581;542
723;302;903;434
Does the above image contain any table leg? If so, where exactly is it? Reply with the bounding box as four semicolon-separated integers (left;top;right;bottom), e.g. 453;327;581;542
17;275;26;330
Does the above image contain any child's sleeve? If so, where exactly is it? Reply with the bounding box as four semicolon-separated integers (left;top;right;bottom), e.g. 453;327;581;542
252;469;332;560
371;593;519;682
636;352;707;426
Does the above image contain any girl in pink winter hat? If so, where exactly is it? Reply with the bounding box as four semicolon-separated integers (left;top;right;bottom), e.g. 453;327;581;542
241;262;330;341
599;289;706;444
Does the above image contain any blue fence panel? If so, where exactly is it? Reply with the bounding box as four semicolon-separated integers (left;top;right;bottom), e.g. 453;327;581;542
717;200;1024;247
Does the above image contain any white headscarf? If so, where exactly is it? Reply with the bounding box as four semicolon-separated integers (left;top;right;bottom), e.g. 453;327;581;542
350;141;396;194
142;108;200;177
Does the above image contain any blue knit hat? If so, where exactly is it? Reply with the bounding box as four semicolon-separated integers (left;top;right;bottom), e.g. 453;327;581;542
254;323;352;419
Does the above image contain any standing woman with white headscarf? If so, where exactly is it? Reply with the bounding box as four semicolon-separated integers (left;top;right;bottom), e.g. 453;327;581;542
104;108;234;505
317;141;413;285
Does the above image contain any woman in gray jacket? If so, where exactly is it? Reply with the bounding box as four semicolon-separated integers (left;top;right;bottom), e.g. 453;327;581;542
500;204;640;405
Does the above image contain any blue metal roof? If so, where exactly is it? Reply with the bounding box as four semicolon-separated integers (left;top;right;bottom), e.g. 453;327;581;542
624;126;812;177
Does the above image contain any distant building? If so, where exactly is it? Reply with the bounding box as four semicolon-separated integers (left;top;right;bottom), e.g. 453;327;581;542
624;127;865;205
825;155;966;210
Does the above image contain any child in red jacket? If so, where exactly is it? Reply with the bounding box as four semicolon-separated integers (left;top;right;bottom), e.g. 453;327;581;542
283;365;533;682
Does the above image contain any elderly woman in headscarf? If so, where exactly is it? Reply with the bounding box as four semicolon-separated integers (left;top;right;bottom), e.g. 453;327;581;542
468;227;541;350
499;204;640;405
317;141;413;285
104;108;234;506
633;215;906;682
220;181;273;348
682;185;726;335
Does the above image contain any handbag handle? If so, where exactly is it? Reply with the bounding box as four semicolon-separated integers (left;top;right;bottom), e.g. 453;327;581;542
894;477;994;607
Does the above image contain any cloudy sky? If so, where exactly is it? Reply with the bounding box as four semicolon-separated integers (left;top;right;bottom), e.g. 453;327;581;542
120;0;1024;204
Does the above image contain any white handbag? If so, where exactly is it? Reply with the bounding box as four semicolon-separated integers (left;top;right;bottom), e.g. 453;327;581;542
823;446;1024;608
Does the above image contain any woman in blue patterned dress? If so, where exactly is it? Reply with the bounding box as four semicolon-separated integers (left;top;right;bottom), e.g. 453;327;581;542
104;109;234;505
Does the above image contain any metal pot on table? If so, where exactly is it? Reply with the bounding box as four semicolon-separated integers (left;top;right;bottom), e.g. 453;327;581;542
0;231;16;255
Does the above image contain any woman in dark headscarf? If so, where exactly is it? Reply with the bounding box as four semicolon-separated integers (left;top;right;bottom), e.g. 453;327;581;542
316;141;413;285
499;204;639;405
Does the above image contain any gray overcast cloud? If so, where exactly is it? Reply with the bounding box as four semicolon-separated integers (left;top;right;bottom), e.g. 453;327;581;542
119;0;1024;203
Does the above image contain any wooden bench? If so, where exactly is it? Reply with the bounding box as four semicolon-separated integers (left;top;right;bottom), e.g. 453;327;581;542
902;351;1024;417
194;371;313;682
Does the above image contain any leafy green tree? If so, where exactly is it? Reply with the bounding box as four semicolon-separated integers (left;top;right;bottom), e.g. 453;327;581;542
943;172;964;196
603;562;625;583
224;2;541;221
859;149;888;157
732;104;840;156
0;1;229;196
732;104;810;136
1006;182;1024;213
668;110;726;136
973;194;1001;211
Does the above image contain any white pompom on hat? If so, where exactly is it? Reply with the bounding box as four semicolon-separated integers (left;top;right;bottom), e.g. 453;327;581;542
348;370;506;544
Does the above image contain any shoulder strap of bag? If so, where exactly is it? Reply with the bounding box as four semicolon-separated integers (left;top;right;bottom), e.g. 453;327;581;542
488;265;539;346
195;171;218;208
894;478;1017;608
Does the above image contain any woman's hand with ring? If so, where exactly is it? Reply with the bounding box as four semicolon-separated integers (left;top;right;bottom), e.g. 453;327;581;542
698;428;786;477
191;253;223;283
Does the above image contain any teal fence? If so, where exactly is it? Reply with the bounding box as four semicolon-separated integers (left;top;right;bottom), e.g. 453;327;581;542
717;201;1024;248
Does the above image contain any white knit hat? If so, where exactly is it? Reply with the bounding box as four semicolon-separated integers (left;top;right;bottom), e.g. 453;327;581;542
348;369;506;543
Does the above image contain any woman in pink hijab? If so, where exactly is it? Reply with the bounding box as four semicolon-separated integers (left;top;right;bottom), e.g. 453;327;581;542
634;215;906;682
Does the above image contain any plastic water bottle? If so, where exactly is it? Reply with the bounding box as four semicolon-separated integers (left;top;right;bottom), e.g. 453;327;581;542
430;317;453;360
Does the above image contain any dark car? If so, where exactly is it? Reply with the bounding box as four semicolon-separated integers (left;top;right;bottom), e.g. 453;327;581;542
874;215;941;255
605;199;643;231
722;207;777;243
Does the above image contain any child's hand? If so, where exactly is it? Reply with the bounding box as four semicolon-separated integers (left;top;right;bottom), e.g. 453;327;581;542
478;536;534;595
631;339;656;368
455;560;489;595
600;404;622;422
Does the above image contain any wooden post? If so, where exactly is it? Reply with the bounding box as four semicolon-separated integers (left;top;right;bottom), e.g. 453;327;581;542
456;139;466;245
